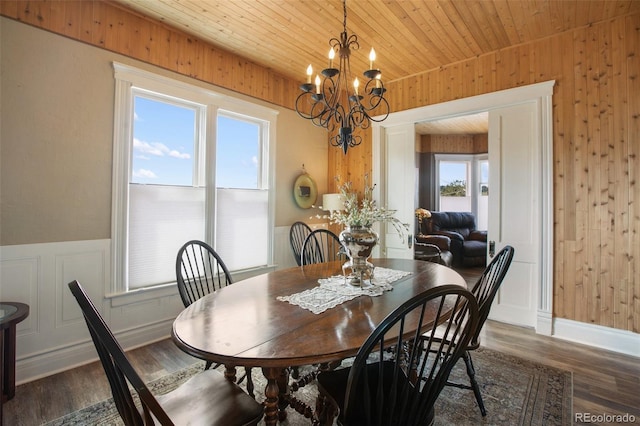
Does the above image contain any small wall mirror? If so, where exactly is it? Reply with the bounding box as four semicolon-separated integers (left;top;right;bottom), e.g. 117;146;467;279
293;171;317;209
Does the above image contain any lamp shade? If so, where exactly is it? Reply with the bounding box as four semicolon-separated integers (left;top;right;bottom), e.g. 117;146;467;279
322;193;344;211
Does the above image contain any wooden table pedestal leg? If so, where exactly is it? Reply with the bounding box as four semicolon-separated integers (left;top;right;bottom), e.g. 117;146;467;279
276;368;290;421
261;367;290;425
223;365;237;383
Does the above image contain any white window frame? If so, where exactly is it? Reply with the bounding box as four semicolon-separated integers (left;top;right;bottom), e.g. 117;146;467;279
111;62;277;298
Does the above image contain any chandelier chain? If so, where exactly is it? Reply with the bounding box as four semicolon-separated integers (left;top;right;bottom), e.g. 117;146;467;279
342;0;347;33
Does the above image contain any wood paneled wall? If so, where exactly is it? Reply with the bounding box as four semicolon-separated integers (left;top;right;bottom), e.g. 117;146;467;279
333;13;640;333
0;0;299;110
2;2;637;333
417;134;488;154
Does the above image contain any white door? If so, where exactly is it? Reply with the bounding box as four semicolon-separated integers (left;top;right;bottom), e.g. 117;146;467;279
380;124;415;259
487;102;540;327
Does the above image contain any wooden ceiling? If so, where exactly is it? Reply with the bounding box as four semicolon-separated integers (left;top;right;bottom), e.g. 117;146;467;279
415;112;488;135
112;0;638;85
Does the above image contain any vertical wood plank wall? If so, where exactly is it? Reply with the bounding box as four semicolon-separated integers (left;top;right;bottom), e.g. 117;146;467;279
1;2;638;333
331;12;640;334
418;134;488;154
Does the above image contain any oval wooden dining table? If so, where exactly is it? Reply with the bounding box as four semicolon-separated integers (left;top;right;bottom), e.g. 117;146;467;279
172;258;467;426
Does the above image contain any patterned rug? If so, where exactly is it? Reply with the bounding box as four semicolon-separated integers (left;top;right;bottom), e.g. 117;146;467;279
44;347;572;425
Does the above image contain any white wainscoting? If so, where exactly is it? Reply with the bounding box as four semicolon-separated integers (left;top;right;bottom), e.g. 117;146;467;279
0;230;308;384
0;239;185;383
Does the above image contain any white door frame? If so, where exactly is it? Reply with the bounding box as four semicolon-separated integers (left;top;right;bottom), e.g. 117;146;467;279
372;81;555;335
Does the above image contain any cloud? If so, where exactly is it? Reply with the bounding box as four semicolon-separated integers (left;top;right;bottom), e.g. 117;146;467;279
251;156;258;165
133;169;158;179
133;138;190;159
169;150;191;159
133;138;167;156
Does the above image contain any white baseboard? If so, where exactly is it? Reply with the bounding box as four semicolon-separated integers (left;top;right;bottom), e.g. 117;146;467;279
536;310;553;336
552;317;640;358
17;319;174;384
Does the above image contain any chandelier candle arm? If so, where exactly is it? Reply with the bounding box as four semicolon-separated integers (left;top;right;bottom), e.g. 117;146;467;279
294;0;389;155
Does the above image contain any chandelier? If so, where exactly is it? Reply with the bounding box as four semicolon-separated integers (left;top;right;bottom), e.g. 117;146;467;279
295;0;390;155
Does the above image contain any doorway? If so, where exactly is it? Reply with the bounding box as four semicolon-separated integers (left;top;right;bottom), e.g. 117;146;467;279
372;81;555;335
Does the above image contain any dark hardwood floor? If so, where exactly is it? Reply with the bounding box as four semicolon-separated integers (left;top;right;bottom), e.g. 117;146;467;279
3;266;639;425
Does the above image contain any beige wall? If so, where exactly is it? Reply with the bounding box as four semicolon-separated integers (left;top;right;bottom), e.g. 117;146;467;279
0;18;327;245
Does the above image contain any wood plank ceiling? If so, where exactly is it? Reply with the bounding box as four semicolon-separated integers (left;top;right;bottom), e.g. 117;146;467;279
110;0;638;134
112;0;638;83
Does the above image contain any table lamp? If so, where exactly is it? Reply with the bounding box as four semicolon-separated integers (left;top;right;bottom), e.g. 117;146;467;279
322;193;344;211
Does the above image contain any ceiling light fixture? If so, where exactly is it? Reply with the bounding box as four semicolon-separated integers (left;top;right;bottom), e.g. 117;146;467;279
295;0;390;155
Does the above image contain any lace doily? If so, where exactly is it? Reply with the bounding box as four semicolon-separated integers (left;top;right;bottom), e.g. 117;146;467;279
277;267;412;314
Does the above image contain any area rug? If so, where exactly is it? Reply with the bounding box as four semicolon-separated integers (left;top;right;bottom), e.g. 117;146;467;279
44;347;572;425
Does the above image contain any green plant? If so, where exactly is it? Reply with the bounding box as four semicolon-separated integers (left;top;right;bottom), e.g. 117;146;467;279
440;179;467;196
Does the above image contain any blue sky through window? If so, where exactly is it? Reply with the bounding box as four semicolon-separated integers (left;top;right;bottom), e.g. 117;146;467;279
132;96;195;186
440;161;467;186
216;115;259;189
131;97;260;188
480;160;489;183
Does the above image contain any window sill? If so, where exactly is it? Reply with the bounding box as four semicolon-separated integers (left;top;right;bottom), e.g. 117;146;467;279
107;282;178;308
230;264;277;282
106;264;276;308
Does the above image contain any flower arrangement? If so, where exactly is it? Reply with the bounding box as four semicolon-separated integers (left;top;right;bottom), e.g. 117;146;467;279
319;177;407;236
415;208;431;236
415;208;431;222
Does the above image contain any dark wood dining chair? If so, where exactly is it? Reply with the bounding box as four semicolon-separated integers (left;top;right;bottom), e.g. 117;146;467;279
436;244;515;416
300;229;345;266
175;240;254;397
175;240;233;307
290;221;312;266
67;280;264;426
316;285;479;426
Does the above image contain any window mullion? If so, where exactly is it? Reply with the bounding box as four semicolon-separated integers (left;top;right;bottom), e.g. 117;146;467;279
204;105;218;246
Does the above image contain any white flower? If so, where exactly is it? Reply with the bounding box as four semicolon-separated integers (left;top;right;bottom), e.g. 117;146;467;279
317;177;407;237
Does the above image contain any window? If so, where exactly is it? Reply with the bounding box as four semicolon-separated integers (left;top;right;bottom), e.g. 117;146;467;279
437;158;471;212
476;158;489;230
112;63;276;294
434;154;488;227
215;113;268;271
128;94;206;289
